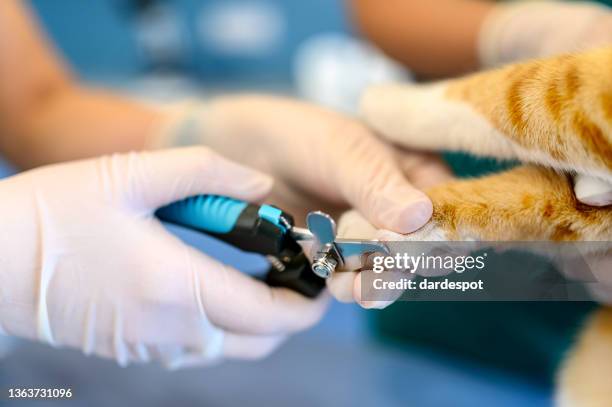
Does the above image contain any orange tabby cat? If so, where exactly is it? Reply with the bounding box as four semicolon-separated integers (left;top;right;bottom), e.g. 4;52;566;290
344;48;612;406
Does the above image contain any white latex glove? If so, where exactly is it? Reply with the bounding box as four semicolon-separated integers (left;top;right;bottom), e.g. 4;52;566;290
330;210;407;309
0;147;329;368
478;1;612;69
151;95;453;306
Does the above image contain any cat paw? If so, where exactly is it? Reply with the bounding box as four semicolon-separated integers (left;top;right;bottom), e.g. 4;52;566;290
574;174;612;206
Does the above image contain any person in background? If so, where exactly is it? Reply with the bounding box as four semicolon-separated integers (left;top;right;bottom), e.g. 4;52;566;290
349;0;612;385
0;0;451;367
352;0;612;78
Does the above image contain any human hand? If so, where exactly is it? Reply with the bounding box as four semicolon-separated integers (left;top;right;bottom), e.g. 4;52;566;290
153;96;442;232
478;1;612;69
0;147;329;367
151;96;453;306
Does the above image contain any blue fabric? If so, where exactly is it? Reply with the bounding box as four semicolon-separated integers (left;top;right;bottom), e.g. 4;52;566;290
29;0;349;83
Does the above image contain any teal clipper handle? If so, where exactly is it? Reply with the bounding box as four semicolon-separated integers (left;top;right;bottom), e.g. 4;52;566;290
156;195;249;234
155;195;326;298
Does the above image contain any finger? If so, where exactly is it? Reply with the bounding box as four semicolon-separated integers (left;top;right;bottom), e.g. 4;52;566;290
353;272;403;310
160;333;287;368
194;250;331;335
358;228;418;309
574;174;612;206
330;210;409;307
331;125;433;233
326;271;358;303
395;150;454;189
151;344;213;370
118;146;273;211
336;209;379;239
222;332;287;360
327;210;377;302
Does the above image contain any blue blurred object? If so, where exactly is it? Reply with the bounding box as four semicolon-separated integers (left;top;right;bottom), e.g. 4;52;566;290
185;0;349;82
29;0;143;78
0;157;16;178
29;0;349;83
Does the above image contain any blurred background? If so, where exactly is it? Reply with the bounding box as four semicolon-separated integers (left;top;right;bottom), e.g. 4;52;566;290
0;1;555;406
28;0;408;111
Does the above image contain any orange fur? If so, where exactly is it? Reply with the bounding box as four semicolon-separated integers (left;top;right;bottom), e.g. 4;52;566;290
417;49;612;406
557;308;612;407
356;48;612;405
425;165;612;242
445;48;612;175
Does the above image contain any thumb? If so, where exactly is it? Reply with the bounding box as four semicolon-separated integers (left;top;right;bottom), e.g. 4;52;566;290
327;210;376;303
332;130;432;233
119;147;273;211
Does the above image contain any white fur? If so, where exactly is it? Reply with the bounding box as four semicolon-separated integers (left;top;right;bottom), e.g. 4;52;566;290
360;83;612;183
361;83;519;159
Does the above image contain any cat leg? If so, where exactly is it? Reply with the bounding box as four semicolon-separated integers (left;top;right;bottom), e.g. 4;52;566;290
557;307;612;407
338;165;612;243
360;81;520;160
360;48;612;183
425;165;612;242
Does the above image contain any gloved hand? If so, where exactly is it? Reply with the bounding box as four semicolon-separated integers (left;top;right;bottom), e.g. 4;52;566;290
0;147;329;368
151;95;452;306
478;0;612;69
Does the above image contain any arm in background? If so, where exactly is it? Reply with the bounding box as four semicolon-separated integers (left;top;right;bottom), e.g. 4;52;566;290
350;0;493;79
0;0;162;169
350;0;612;78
